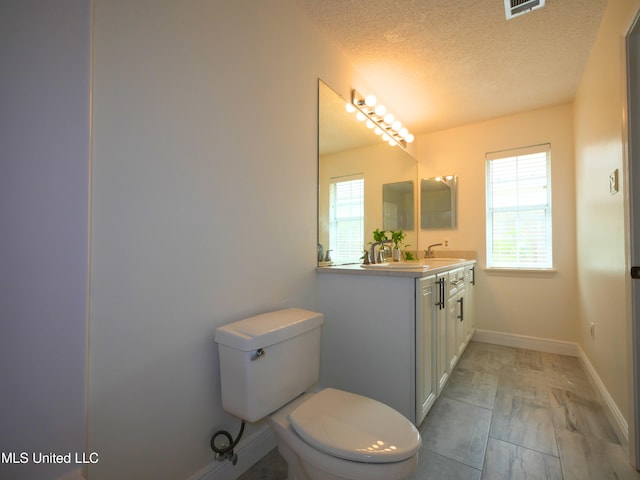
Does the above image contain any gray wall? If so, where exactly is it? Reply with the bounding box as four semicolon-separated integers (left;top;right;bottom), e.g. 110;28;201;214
0;1;91;479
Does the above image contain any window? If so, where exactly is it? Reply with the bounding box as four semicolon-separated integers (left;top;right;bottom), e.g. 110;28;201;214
329;175;364;264
486;144;552;269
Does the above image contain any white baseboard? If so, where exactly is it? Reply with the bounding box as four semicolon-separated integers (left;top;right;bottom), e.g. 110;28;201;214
473;329;629;445
473;329;579;357
189;424;277;480
577;345;629;446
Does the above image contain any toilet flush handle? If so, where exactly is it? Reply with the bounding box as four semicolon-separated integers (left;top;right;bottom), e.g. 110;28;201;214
251;348;265;361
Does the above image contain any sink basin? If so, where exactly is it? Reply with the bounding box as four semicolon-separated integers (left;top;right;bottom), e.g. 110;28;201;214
361;262;427;269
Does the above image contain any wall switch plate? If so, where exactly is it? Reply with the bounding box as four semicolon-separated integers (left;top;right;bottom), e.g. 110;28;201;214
610;169;619;195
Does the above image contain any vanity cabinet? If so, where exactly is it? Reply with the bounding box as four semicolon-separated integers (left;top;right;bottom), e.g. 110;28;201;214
442;266;476;390
416;275;437;425
436;267;469;398
317;261;476;425
318;273;418;422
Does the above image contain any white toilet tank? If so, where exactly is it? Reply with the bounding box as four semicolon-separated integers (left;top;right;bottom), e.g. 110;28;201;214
215;308;324;422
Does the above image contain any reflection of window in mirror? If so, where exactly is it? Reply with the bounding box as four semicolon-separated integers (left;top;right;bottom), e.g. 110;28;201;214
329;174;364;264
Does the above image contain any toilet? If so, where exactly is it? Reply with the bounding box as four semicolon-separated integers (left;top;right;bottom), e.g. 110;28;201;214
214;308;421;480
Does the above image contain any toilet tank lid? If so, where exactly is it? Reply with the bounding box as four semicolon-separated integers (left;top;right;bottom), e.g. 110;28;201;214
215;308;324;351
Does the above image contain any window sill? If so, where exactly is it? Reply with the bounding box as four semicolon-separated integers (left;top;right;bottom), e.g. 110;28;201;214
484;267;557;277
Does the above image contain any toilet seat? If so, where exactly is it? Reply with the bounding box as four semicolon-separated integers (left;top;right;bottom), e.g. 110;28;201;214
288;388;421;464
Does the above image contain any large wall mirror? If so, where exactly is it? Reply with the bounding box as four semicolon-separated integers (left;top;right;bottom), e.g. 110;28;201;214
318;80;418;265
420;175;457;229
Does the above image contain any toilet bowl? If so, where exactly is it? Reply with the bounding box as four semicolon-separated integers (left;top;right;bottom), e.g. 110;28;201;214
214;308;421;480
270;390;419;480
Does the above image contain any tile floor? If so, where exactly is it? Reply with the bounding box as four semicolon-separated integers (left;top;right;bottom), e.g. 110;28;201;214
238;341;640;479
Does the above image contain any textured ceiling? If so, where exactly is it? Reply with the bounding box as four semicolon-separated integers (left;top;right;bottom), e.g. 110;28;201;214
298;0;608;135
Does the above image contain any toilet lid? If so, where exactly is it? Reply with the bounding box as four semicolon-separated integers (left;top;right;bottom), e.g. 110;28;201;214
288;388;421;463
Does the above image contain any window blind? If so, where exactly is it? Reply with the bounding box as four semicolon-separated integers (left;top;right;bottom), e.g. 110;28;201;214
329;175;364;264
486;145;552;269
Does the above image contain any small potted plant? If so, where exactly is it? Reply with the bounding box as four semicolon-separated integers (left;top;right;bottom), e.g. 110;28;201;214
404;248;416;261
390;229;406;262
372;228;388;243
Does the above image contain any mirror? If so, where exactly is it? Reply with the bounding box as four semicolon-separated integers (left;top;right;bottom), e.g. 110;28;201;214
420;175;458;229
318;80;418;265
383;181;414;230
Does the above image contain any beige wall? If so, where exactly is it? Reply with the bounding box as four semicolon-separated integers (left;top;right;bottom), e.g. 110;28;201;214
574;0;640;440
417;104;578;342
89;1;365;479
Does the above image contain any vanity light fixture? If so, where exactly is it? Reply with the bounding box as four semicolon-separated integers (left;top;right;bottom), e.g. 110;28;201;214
348;89;414;149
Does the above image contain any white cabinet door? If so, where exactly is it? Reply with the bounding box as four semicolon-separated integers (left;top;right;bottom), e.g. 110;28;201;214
416;275;437;425
446;286;458;373
464;265;476;343
446;268;464;374
435;276;449;396
455;286;466;359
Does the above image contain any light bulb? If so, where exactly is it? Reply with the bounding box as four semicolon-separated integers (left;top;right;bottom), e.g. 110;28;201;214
399;127;408;138
345;103;356;113
365;95;377;107
388;138;397;147
382;133;390;141
374;126;383;135
384;113;395;124
392;120;402;131
356;112;366;122
375;105;387;116
405;133;414;143
366;119;375;129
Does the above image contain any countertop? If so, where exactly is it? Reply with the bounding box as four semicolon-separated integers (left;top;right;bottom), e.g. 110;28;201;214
316;259;477;278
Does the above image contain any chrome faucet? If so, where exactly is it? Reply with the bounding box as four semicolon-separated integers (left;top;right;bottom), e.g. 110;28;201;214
424;243;443;258
370;240;393;264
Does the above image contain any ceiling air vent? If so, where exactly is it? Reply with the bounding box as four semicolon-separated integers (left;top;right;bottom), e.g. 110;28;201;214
504;0;545;20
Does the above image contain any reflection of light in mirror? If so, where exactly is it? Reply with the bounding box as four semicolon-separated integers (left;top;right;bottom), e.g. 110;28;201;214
350;89;413;150
435;175;454;183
